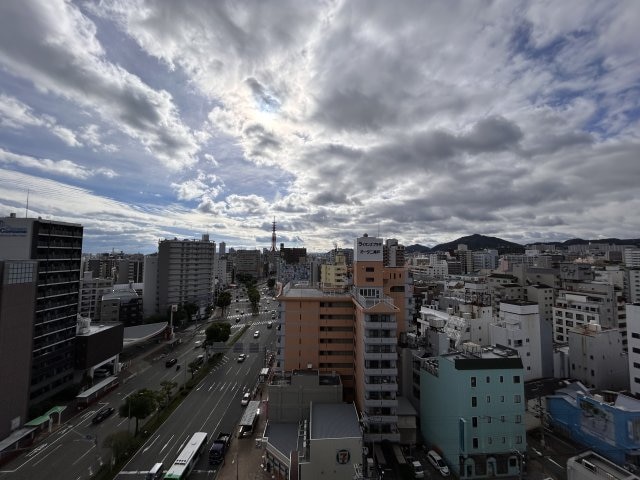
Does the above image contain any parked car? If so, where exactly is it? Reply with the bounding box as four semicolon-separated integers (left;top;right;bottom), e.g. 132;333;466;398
267;322;273;329
241;392;250;406
411;460;425;478
165;358;178;368
92;406;115;424
427;450;450;477
253;330;260;338
237;354;246;363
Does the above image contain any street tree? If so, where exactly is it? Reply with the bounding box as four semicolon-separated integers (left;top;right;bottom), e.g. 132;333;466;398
206;322;231;344
103;431;137;464
159;380;178;407
119;389;157;436
216;291;231;316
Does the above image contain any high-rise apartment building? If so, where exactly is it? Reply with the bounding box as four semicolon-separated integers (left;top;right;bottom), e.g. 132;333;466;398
0;215;83;436
146;235;215;315
277;235;410;443
78;271;113;320
235;249;262;279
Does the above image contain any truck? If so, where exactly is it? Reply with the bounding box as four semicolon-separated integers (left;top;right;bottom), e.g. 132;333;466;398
208;432;232;465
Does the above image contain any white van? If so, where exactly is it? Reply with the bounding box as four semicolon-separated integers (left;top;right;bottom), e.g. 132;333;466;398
146;462;164;480
427;450;450;477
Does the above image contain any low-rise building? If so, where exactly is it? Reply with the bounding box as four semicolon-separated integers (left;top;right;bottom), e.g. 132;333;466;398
419;343;526;479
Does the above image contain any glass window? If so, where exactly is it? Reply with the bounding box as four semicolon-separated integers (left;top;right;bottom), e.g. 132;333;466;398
471;396;477;407
471;377;477;387
514;395;522;404
513;375;521;383
472;438;478;448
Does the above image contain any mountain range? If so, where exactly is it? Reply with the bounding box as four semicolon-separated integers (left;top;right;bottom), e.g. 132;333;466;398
405;234;640;255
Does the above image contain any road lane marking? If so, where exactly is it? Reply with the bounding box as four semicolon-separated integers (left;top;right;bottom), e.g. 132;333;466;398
32;443;63;467
549;458;563;469
160;434;175;454
142;434;159;453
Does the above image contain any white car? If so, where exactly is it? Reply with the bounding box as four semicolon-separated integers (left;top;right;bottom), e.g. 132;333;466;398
427;450;450;477
253;330;260;338
241;392;250;406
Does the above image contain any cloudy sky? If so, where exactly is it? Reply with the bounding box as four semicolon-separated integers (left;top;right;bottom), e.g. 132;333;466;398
0;0;638;253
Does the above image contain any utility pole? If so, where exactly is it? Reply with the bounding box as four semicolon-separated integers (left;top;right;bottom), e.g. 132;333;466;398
538;389;546;448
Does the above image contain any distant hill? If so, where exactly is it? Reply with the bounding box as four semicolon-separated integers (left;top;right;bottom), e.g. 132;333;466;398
405;235;640;255
405;244;431;254
431;234;525;254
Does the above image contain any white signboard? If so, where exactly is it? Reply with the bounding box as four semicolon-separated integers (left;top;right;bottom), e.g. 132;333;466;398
354;236;383;262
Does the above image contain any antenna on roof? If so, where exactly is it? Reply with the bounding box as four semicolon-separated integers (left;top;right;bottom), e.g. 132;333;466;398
25;189;30;218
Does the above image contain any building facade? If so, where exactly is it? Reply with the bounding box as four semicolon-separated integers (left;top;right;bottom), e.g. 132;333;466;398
0;216;83;417
419;344;526;479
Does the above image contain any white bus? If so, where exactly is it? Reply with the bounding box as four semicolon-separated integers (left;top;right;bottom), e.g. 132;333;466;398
163;432;208;480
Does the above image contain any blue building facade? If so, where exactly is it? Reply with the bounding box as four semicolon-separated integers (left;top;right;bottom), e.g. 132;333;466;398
547;381;640;470
419;344;526;479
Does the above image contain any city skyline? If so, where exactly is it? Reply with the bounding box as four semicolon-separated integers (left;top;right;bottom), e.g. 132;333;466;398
0;1;639;254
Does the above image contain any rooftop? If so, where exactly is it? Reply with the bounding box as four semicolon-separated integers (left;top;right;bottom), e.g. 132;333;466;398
311;403;361;440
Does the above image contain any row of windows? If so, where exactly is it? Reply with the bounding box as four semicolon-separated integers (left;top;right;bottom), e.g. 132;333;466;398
471;415;522;426
471;395;521;407
472;436;523;448
470;375;520;387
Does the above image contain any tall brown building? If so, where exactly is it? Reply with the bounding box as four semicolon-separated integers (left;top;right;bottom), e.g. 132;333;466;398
277;235;411;443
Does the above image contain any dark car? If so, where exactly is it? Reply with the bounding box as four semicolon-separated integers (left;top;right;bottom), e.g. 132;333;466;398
165;357;178;368
92;407;115;424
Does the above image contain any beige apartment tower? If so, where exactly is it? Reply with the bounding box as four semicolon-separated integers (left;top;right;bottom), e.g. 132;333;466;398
277;235;409;443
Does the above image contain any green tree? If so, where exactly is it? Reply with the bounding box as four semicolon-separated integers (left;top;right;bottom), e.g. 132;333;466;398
206;322;231;344
188;360;200;378
183;302;199;323
247;287;260;314
216;291;232;316
103;431;137;464
119;389;157;436
159;380;178;407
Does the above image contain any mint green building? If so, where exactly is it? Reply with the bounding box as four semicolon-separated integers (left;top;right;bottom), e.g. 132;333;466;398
420;344;526;479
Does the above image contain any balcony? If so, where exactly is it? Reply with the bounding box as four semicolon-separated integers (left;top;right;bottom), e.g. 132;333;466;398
364;351;396;361
364;336;397;345
364;367;397;376
364;398;398;408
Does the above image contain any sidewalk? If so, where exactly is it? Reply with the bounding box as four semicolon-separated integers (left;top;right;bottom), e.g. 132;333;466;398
215;398;272;480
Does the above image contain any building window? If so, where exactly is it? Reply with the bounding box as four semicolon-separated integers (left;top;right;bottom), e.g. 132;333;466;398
366;267;374;272
500;395;505;403
500;376;504;383
515;415;522;423
486;395;491;404
488;437;492;445
501;415;505;423
471;377;477;387
514;395;522;404
471;397;477;407
486;376;490;383
513;375;521;384
516;435;523;444
472;417;478;428
472;438;478;449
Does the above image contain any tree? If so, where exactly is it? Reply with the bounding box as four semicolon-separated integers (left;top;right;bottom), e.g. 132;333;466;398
119;389;157;436
103;431;137;464
206;322;231;344
159;380;178;407
183;302;199;323
216;291;231;316
188;360;200;378
247;287;260;314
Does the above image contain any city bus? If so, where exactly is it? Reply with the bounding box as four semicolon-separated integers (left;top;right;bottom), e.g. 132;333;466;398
163;432;208;479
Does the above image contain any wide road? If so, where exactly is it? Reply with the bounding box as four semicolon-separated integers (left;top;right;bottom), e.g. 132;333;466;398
117;297;276;479
0;291;276;480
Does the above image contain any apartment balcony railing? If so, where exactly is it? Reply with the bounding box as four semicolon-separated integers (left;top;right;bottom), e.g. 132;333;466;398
351;288;396;310
364;351;397;361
